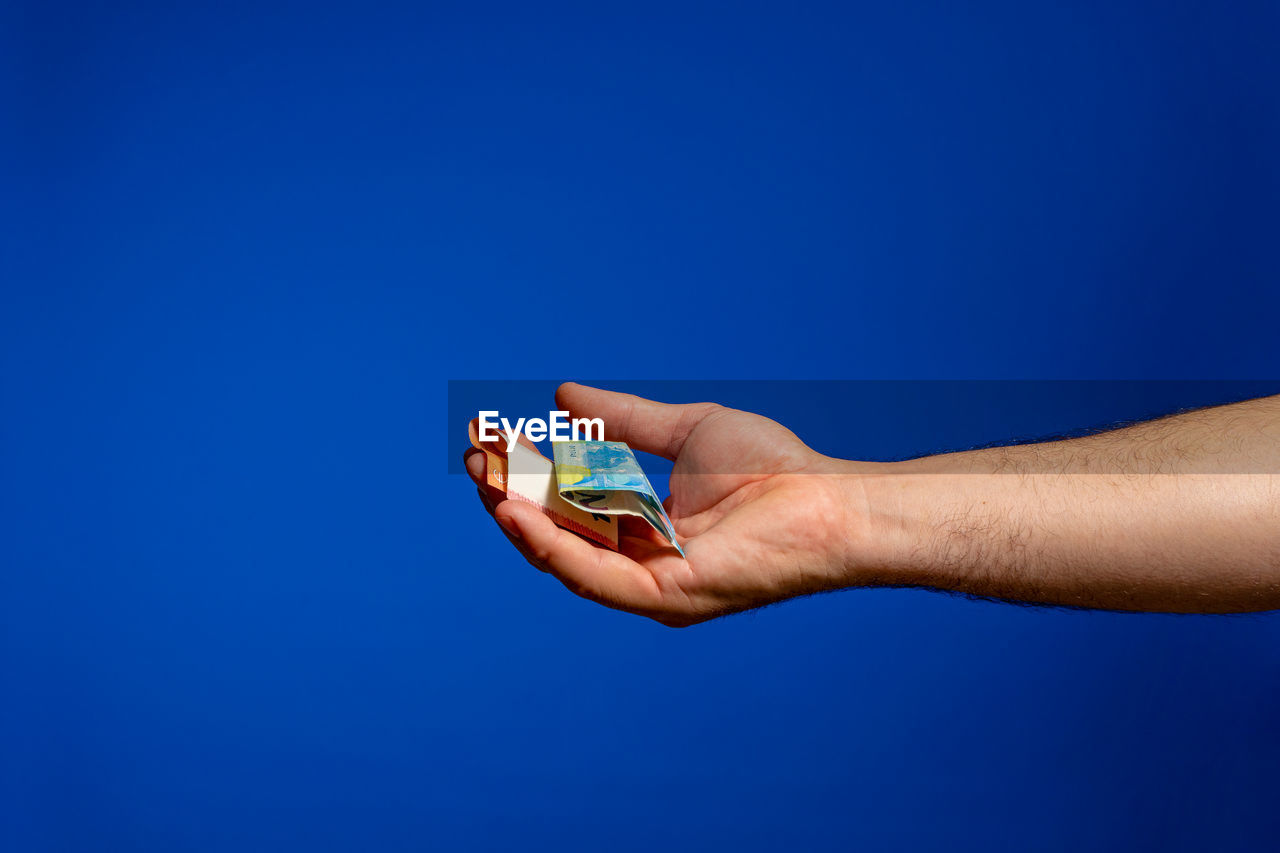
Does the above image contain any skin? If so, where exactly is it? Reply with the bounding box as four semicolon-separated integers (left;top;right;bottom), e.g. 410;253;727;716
465;383;1280;626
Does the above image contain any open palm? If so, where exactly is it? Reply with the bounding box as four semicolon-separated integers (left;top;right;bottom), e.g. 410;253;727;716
467;383;854;626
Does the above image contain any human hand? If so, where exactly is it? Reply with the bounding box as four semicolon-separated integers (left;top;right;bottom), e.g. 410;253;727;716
468;389;1280;618
465;383;868;626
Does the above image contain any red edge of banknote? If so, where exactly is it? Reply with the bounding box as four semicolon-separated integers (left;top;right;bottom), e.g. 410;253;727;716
468;418;620;552
506;492;618;550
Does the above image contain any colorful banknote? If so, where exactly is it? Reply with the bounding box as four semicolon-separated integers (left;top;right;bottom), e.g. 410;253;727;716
507;442;620;550
468;419;619;551
552;441;684;555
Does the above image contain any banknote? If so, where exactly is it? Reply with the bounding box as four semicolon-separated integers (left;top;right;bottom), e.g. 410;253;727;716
468;419;619;551
552;441;684;555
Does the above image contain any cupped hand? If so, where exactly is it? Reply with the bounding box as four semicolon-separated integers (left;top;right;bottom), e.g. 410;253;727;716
465;383;865;626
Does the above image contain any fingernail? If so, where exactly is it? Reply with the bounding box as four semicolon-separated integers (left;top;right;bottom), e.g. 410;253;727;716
498;515;521;539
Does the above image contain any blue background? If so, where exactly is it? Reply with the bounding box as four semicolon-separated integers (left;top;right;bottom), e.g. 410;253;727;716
5;1;1280;850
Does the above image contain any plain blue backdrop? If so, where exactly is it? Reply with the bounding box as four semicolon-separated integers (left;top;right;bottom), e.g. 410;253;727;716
4;1;1279;850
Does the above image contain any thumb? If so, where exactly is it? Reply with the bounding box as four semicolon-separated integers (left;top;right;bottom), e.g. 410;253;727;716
555;383;719;460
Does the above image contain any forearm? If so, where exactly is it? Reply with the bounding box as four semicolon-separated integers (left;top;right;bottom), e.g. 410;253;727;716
842;396;1280;612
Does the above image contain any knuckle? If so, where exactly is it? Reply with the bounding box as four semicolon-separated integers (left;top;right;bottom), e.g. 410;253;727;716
563;578;601;603
527;540;555;565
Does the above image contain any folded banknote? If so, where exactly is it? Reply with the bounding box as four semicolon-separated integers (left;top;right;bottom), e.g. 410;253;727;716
468;421;682;555
468;420;619;550
552;441;684;555
508;441;620;549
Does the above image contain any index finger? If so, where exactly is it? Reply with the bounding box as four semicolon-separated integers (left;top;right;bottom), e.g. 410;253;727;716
494;499;666;615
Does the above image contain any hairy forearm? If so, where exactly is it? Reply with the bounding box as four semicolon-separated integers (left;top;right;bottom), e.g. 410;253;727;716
842;396;1280;612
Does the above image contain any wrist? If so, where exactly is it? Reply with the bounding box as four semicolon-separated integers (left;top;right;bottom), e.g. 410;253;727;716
825;453;1009;593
